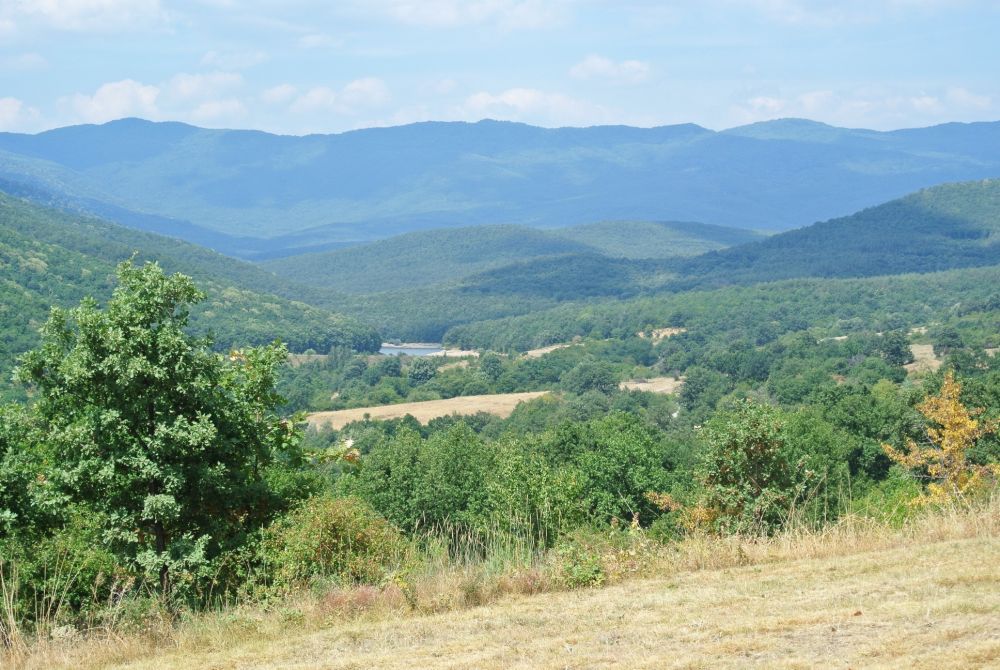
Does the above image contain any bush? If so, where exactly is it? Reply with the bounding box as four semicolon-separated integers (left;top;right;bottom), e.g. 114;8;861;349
262;496;412;589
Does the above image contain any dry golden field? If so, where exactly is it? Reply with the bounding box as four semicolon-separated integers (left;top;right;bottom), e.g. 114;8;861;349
306;391;550;429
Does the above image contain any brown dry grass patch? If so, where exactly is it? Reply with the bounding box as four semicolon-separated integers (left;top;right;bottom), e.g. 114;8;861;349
620;376;685;394
306;392;550;429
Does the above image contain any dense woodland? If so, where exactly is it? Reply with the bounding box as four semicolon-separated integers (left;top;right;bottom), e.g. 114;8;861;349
1;176;999;652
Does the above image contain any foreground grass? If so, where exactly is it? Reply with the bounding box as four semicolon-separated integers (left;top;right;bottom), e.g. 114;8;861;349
13;501;1000;669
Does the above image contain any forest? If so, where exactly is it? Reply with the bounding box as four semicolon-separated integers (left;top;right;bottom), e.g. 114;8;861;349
0;178;998;666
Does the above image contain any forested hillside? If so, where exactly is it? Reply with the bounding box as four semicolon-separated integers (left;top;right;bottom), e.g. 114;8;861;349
0;193;380;398
264;220;754;295
288;180;1000;341
2;118;1000;256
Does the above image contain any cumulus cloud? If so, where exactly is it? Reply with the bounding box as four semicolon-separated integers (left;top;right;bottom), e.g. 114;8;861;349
61;71;254;126
731;85;997;129
65;79;160;123
0;97;41;131
11;0;166;31
290;78;391;115
570;55;650;84
261;83;297;104
462;87;610;126
190;98;247;124
166;71;243;101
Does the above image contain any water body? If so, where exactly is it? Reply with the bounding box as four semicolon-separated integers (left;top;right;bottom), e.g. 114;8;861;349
380;344;444;356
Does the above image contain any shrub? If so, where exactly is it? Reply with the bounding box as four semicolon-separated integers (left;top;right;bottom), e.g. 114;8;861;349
262;496;412;589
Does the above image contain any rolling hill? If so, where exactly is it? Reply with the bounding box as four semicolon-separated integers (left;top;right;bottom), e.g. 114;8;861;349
263;220;758;294
2;118;1000;257
0;192;380;397
304;179;1000;342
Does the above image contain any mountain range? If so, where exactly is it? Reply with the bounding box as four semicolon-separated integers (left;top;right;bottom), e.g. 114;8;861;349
2;117;1000;258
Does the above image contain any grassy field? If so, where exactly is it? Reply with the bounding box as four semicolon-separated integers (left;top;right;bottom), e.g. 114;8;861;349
306;391;550;429
14;500;999;670
108;537;999;669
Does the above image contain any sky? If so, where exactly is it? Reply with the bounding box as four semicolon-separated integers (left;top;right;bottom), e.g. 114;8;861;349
0;0;998;135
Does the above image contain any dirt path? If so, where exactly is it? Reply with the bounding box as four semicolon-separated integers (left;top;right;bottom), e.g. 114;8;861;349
306;392;550;429
110;536;1000;669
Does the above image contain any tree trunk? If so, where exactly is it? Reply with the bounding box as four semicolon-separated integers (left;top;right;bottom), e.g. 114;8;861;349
153;521;169;595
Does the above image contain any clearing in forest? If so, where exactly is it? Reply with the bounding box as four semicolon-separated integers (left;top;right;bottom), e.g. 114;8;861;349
905;343;943;374
620;376;685;394
306;391;550;429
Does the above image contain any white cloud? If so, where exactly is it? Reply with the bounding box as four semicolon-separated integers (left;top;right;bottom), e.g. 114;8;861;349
370;0;560;29
0;18;15;36
65;79;160;123
11;0;166;31
261;83;297;104
947;87;991;110
190;98;247;124
341;77;391;106
730;85;998;129
570;55;650;84
0;97;41;131
166;71;243;101
290;78;391;115
462;87;610;126
200;50;268;70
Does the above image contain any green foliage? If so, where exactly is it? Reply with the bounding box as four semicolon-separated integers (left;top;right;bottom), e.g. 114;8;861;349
698;400;809;534
15;261;303;594
261;496;411;589
560;359;618;395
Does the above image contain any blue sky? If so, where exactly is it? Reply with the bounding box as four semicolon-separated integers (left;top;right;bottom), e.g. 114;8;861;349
1;0;998;134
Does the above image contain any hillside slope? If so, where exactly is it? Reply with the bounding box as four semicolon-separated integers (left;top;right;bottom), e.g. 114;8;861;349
2;118;1000;255
264;220;754;294
0;193;380;394
92;534;998;670
675;178;1000;287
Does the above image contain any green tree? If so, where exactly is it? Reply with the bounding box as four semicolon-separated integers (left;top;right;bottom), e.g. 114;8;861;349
15;261;299;595
479;352;504;383
697;399;808;534
560;359;618;395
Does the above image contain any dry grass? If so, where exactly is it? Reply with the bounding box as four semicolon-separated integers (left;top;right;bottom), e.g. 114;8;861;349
905;343;943;374
620;376;685;394
13;499;1000;670
306;392;550;429
522;343;577;358
426;349;479;358
638;327;687;342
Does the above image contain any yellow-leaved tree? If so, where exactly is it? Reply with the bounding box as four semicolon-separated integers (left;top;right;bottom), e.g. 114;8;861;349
883;371;998;504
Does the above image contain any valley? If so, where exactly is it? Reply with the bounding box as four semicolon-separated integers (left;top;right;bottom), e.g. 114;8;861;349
2;122;999;670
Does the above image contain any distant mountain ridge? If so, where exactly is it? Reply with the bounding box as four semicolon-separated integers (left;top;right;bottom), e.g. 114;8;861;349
2;117;999;258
